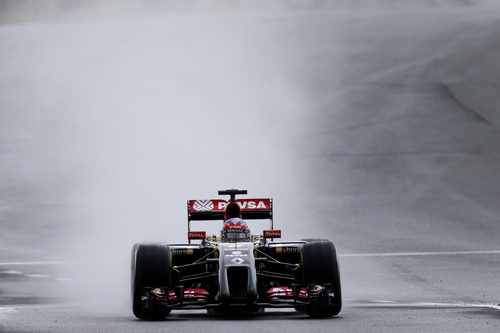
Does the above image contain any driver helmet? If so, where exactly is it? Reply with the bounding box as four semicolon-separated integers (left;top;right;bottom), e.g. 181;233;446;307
221;217;250;242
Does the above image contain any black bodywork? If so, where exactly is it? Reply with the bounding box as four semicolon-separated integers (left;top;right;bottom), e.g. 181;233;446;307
133;240;340;314
170;241;302;307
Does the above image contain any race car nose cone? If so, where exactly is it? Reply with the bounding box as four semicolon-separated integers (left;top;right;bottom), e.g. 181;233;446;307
231;257;245;265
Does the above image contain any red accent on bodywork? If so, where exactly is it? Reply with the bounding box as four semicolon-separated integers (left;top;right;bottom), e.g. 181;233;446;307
265;287;312;298
164;288;209;301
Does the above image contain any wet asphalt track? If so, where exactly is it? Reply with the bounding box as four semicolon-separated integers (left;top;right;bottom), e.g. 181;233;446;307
1;1;500;332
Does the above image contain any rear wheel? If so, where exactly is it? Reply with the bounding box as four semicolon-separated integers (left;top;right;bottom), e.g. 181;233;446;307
131;243;171;320
301;239;342;317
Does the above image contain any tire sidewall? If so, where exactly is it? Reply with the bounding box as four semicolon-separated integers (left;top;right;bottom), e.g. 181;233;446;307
301;239;342;317
131;243;171;320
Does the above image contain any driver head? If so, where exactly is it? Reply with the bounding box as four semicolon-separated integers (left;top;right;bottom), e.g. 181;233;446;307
221;218;250;242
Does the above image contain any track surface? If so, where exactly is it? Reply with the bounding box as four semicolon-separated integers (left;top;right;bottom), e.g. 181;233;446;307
1;2;500;332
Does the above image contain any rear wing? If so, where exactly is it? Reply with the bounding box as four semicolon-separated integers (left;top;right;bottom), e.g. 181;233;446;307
187;198;273;222
186;190;275;242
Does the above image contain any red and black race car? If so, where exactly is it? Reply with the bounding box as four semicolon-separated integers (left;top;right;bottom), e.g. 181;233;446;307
131;189;341;319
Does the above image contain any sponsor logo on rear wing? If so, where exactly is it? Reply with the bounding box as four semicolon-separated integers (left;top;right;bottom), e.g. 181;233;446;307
189;199;271;212
187;198;272;221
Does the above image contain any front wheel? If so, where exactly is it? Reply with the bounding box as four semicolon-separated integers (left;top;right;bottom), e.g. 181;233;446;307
131;243;171;320
301;239;342;317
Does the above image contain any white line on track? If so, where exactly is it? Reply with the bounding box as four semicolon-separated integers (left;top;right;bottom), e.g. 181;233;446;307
0;270;24;275
24;274;50;278
0;250;498;267
0;261;73;266
339;250;500;257
357;300;500;311
0;307;20;313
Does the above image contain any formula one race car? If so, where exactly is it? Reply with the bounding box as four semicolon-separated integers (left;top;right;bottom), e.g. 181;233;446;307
131;189;341;319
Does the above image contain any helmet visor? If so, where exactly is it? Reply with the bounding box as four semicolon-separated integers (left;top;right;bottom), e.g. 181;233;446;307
222;229;250;241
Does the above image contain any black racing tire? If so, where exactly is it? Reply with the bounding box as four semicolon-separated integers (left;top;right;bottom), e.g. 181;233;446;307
301;239;342;317
131;243;172;320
